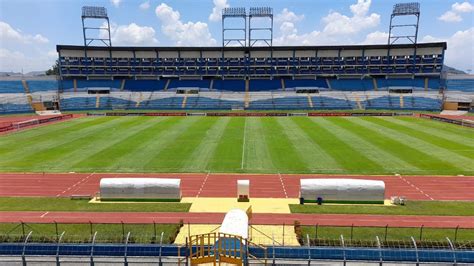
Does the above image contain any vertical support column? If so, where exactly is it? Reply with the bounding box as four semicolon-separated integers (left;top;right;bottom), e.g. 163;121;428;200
411;236;419;266
90;231;97;266
446;237;457;266
340;235;346;266
56;231;65;266
21;231;32;266
124;232;131;266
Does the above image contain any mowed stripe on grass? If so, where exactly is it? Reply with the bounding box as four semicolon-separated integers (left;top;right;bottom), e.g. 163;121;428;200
0;116;472;175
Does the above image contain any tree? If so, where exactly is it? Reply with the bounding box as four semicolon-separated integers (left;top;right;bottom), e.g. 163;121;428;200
45;60;59;75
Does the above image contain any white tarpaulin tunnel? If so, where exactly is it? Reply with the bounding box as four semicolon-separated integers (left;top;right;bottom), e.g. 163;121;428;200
219;209;249;239
99;178;181;201
300;178;385;204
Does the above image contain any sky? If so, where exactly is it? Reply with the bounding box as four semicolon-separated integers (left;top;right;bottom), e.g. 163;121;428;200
0;0;473;73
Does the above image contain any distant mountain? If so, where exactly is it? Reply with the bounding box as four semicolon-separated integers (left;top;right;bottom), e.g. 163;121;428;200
443;65;467;75
0;71;22;77
26;71;47;76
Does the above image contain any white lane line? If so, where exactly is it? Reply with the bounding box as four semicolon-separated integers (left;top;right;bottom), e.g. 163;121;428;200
56;172;95;197
196;171;210;198
241;117;247;170
278;172;288;198
397;174;434;200
40;211;49;218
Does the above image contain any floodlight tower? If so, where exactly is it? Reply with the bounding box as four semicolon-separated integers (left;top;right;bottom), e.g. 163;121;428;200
222;7;247;47
81;6;112;47
249;7;273;47
388;2;420;44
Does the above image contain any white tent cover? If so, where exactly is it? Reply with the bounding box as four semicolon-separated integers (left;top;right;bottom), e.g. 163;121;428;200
100;178;181;199
300;178;385;201
219;209;249;239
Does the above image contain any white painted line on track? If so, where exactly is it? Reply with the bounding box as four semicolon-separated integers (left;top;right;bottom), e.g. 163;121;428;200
397;174;434;200
196;171;210;198
278;172;288;198
40;212;49;218
56;172;95;197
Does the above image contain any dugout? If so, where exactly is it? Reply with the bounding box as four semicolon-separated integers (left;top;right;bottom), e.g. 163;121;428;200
99;178;181;201
300;178;385;204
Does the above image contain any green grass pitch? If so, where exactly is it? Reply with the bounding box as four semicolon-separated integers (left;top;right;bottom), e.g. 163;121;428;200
0;115;473;175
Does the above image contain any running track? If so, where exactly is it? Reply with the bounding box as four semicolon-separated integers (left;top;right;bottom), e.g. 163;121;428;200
1;173;473;201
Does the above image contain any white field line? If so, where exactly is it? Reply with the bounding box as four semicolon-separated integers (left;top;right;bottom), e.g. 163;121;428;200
397;174;434;200
196;171;210;198
278;172;288;198
56;172;95;197
241;117;247;170
40;211;49;218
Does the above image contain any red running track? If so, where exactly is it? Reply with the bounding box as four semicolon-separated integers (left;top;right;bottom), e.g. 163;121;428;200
0;211;472;228
0;172;473;201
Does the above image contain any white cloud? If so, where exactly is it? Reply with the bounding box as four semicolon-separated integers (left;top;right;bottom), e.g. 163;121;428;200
438;11;462;22
0;21;49;44
139;1;150;10
322;0;380;36
452;1;474;13
422;27;474;71
274;0;380;46
0;48;56;73
362;31;389;44
209;0;229;22
102;22;158;46
438;2;474;22
110;0;122;8
156;3;216;46
275;8;304;24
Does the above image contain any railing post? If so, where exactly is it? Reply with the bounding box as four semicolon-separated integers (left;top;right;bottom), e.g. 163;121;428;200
282;223;285;246
454;225;459;243
21;221;25;238
56;231;65;266
340;235;346;266
153;220;157;243
306;234;311;266
410;236;419;266
419;225;424;241
272;232;276;266
159;231;164;266
54;221;59;242
21;231;32;266
376;236;382;266
315;224;318;240
384;224;388;242
350;224;354;241
90;231;97;266
446;237;457;266
124;232;131;266
121;221;125;241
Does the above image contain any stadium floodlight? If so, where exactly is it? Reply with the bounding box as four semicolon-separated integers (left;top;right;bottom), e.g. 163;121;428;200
249;7;273;47
81;6;112;47
222;7;247;47
222;7;246;17
249;7;273;17
81;6;108;18
392;2;420;16
388;2;421;45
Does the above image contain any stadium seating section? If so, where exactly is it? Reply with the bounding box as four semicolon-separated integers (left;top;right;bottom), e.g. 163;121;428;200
0;76;472;113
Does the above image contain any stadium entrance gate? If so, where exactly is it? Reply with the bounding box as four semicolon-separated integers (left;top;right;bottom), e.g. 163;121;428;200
180;232;267;265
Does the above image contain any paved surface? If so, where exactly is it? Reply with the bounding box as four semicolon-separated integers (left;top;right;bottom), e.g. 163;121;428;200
1;172;473;200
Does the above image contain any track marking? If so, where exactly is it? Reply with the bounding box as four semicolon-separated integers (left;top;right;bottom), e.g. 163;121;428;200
196;171;210;198
277;172;288;198
40;212;49;218
56;172;95;197
241;117;247;170
396;174;434;200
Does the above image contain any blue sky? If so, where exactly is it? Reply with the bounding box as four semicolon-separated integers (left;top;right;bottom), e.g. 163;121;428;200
0;0;473;72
